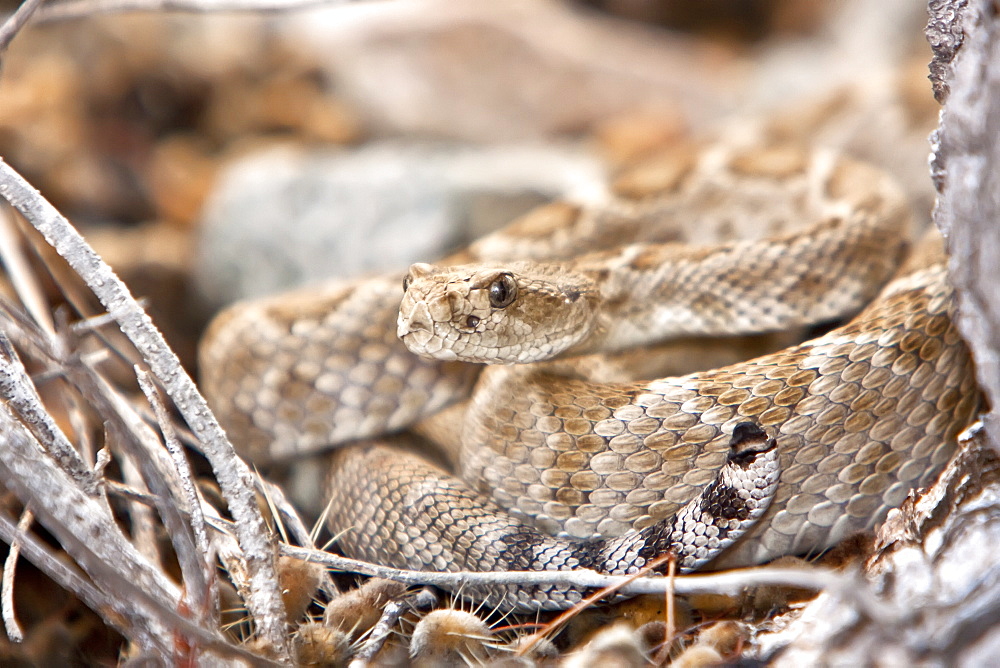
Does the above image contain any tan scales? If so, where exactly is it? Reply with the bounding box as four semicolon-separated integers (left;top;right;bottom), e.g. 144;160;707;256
199;142;980;610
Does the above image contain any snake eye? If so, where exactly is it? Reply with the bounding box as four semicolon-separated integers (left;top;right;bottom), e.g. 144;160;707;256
402;275;412;292
466;315;480;329
488;273;517;308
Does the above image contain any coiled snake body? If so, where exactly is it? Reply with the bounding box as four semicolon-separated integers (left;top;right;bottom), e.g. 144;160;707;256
200;143;979;610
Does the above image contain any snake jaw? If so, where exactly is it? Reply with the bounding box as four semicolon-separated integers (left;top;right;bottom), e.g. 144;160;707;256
397;288;461;361
397;300;432;344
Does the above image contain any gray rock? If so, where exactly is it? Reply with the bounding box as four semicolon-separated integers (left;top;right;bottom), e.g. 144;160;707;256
195;141;606;305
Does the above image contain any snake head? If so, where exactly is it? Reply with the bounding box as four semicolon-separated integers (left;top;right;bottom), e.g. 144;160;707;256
398;261;600;363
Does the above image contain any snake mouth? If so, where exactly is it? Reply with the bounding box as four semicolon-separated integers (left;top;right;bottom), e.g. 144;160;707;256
399;329;428;351
398;324;434;355
400;332;459;362
397;319;431;346
397;299;433;341
397;307;461;361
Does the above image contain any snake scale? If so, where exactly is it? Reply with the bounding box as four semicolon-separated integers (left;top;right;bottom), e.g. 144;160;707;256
200;142;979;611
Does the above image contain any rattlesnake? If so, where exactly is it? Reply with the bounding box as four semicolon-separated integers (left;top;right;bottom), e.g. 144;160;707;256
200;142;979;611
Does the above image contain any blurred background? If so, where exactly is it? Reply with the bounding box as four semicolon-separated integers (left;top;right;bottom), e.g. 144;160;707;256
0;0;937;371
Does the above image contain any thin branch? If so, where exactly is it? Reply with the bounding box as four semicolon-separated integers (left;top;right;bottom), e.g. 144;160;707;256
1;507;31;643
273;542;895;621
664;555;677;661
349;599;406;666
136;368;219;626
118;454;163;568
0;508;277;665
517;552;674;657
0;333;98;495
259;481;338;598
103;478;160;505
0;399;273;664
0;207;53;336
0;156;291;661
0;296;223;642
21;0;377;23
0;298;210;634
201;503;261;642
0;506;159;648
0;0;45;58
85;365;214;632
0;402;179;652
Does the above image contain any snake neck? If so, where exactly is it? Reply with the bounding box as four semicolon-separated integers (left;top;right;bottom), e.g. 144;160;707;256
564;212;909;358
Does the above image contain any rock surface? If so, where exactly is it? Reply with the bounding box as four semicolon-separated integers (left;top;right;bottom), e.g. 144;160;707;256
194;141;606;305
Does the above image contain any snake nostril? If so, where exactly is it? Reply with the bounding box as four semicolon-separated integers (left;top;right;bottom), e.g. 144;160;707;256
399;317;426;335
398;303;434;342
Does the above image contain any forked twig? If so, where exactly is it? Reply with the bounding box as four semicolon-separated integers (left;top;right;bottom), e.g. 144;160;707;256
0;333;98;494
516;552;674;657
136;368;220;625
0;157;292;660
0;506;275;665
272;541;896;623
0;0;45;58
1;506;32;643
0;207;53;335
33;0;355;21
349;599;406;666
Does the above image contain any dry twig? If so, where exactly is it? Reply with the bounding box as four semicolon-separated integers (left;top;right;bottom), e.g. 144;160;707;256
0;0;45;59
137;368;220;626
274;542;893;621
0;157;292;660
7;0;375;24
1;507;32;642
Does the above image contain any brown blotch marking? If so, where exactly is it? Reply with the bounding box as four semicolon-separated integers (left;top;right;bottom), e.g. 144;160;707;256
849;390;880;412
728;144;808;179
502;202;582;239
773;386;806;407
717;388;751;406
591;267;611;283
626;246;669;271
788;265;838;302
577;247;636;267
698;382;731;398
621;243;713;272
924;315;951;338
763;88;854;143
698;479;752;532
714;218;738;242
610;142;701;200
899;330;926;353
556;487;586;506
602;391;637;410
787;368;818;387
690;291;729;314
739;396;771;415
919;336;943;361
823;157;886;211
258;286;354;331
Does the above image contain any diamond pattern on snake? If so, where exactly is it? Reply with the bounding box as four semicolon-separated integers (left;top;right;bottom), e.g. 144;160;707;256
200;141;980;610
